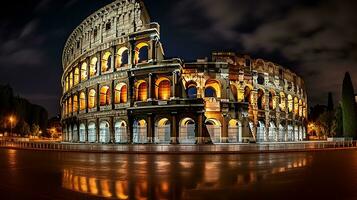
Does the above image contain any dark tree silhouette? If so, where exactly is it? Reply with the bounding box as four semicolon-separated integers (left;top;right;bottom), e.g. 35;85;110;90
341;72;357;139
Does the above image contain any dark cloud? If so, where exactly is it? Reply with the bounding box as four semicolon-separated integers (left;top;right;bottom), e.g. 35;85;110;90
171;0;357;106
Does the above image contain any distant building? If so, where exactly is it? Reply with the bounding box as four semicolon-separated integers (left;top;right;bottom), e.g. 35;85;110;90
61;0;308;144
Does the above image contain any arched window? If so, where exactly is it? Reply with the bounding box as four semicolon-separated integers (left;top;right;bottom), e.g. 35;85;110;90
157;79;171;100
74;67;80;85
186;81;197;99
269;92;276;110
179;118;196;144
99;121;110;143
288;95;293;113
88;89;96;109
205;80;221;98
73;95;78;112
294;97;299;115
90;57;98;77
115;83;128;104
136;81;147;101
257;74;265;85
68;97;73;113
69;72;73;89
79;92;86;110
81;62;88;81
280;92;286;111
135;43;149;64
65;76;69;92
100;86;111;106
101;52;112;73
116;47;129;69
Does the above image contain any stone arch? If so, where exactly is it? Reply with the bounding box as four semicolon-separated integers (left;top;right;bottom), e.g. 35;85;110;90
87;122;96;143
116;46;129;69
205;79;221;98
257;73;265;85
156;77;171;100
73;95;78;112
135;80;148;101
114;120;128;143
269;90;276;110
69;72;73;88
115;83;128;104
90;57;98;77
79;92;86;111
68;125;73;142
68;97;73;114
79;123;86;142
74;67;80;85
294;125;299;141
205;118;222;143
279;92;286;112
186;81;198;99
133;119;147;143
65;76;69;92
257;121;265;142
287;124;293;141
99;121;110;143
101;51;112;73
294;97;299;116
299;99;303;117
228;119;242;143
81;62;88;81
100;86;111;106
72;124;78;142
155;118;171;144
179;118;196;144
135;42;149;64
88;89;96;109
269;121;277;141
288;95;293;113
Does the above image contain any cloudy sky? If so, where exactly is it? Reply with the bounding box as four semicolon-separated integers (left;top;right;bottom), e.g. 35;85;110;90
0;0;356;117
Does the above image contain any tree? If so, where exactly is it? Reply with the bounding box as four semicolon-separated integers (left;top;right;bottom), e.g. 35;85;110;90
317;111;335;137
341;72;357;139
18;121;31;136
31;124;41;137
334;103;344;137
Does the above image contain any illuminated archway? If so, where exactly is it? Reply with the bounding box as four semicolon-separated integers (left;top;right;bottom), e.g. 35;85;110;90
115;83;127;104
136;81;147;101
288;95;293;113
205;80;221;98
257;89;265;110
79;92;86;111
205;118;222;143
244;86;252;103
100;86;111;106
133;119;147;143
72;124;78;142
74;67;80;85
69;72;73;89
99;121;110;143
88;89;96;109
228;119;242;143
279;92;286;112
90;57;98;77
294;97;299;116
257;121;265;142
101;51;112;73
73;95;78;112
68;97;73;114
114;120;127;143
134;42;149;64
116;47;129;68
269;91;276;110
88;122;96;143
230;84;238;101
65;76;69;92
186;81;197;99
156;78;171;100
81;62;88;81
179;118;195;144
155;118;171;143
79;123;86;142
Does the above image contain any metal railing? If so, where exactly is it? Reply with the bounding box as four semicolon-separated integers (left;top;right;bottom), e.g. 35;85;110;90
0;140;356;154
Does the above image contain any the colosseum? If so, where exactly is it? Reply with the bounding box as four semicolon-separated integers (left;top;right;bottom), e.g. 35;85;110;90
61;0;308;144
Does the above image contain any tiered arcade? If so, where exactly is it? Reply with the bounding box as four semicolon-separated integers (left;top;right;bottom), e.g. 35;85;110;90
61;0;307;144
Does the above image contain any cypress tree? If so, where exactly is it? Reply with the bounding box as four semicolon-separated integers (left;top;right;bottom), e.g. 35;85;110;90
341;72;357;139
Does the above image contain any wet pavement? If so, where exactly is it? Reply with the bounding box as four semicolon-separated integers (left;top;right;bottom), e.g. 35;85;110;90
0;149;356;200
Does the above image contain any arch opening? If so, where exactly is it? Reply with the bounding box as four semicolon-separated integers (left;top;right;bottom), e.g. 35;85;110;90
179;118;196;144
155;118;171;144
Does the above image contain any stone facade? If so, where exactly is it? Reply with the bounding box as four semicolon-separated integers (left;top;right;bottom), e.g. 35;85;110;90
61;0;307;144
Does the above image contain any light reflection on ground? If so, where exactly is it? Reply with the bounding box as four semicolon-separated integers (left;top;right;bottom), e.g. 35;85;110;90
0;149;356;200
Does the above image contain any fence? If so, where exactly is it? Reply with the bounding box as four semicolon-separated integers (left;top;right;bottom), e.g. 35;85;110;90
0;139;356;154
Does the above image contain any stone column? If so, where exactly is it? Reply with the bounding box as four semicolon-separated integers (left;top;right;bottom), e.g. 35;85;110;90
110;117;115;143
96;84;100;111
196;112;204;144
85;120;89;143
171;71;178;99
96;118;100;143
148;73;155;101
171;112;178;144
147;114;154;143
221;114;229;143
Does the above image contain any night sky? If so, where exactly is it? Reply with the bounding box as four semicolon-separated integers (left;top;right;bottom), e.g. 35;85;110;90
0;0;356;117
